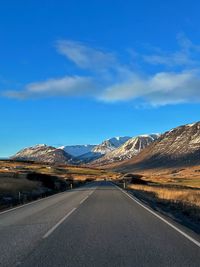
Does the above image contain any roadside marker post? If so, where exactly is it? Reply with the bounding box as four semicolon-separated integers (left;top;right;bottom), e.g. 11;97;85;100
123;180;126;189
18;192;21;203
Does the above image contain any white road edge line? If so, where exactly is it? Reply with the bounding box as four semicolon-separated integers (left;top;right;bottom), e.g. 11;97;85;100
114;184;200;248
43;208;77;239
80;195;89;204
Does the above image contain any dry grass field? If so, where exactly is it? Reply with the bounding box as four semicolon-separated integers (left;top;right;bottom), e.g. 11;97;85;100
0;160;119;182
128;184;200;208
134;166;200;188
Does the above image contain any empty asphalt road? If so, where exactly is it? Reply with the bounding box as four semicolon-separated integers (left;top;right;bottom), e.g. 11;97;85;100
0;181;199;267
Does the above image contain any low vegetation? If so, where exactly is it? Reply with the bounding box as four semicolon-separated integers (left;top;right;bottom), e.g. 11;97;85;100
128;184;200;209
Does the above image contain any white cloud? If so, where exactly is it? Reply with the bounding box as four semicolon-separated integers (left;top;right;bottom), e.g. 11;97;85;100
56;40;116;70
3;36;200;107
4;76;96;99
100;70;200;106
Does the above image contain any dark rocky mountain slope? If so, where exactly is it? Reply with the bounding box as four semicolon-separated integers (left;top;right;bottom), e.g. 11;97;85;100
113;122;200;172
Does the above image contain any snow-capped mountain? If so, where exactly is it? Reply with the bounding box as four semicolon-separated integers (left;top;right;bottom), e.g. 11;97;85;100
92;134;160;165
115;122;200;171
59;145;96;157
77;136;131;163
10;137;131;165
59;137;131;161
11;144;73;164
92;136;131;154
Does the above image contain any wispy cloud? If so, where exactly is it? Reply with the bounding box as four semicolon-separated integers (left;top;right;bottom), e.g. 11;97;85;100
142;33;200;67
3;35;200;107
143;52;194;67
4;76;96;99
56;40;116;70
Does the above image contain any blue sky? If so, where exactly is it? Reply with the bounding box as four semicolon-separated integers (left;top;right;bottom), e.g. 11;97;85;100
1;0;200;157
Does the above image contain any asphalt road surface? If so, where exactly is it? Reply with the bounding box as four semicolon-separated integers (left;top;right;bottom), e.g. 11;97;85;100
0;181;199;267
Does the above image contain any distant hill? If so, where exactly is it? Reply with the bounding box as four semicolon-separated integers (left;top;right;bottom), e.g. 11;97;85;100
11;144;73;164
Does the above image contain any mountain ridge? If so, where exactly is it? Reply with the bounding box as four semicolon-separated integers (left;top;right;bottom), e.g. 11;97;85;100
91;134;160;165
11;144;73;164
112;122;200;172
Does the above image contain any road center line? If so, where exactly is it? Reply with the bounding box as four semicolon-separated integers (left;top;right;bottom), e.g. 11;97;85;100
88;188;96;196
114;184;200;248
80;195;89;204
43;207;77;239
42;189;96;239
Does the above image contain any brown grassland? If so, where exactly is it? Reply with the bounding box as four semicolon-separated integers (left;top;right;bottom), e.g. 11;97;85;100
128;184;200;213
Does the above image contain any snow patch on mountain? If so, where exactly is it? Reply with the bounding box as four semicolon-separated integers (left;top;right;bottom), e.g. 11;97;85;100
76;136;131;163
92;136;131;154
92;134;160;165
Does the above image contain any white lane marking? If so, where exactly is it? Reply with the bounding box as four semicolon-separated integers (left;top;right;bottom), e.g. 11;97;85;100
114;184;200;248
80;195;89;204
88;187;96;196
79;187;97;204
43;208;76;239
42;188;96;239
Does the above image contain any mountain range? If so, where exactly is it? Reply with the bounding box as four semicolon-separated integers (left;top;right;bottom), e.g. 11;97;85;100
10;121;200;170
11;135;155;164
